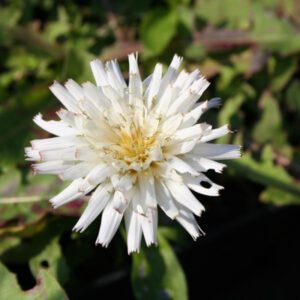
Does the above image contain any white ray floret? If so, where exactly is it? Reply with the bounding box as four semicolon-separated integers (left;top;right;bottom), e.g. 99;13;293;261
26;54;240;253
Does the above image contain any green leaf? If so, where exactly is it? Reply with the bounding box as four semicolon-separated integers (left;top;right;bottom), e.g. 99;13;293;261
261;186;300;206
44;7;71;42
158;226;191;247
184;44;205;60
0;261;68;300
30;237;70;285
140;8;178;56
218;94;245;143
0;262;25;300
0;169;66;232
0;217;74;264
252;92;286;146
178;6;194;32
165;0;191;7
228;148;300;196
30;268;69;300
286;80;300;113
252;10;300;54
0;237;21;256
0;168;21;197
268;56;297;92
195;0;251;28
132;232;188;300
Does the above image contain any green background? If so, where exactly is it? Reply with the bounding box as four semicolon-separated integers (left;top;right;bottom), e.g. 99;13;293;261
1;0;300;299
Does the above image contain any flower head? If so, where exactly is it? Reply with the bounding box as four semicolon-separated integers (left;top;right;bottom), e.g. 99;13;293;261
26;54;240;253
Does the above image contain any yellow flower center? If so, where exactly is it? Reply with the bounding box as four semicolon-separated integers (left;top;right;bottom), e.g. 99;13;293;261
117;126;156;164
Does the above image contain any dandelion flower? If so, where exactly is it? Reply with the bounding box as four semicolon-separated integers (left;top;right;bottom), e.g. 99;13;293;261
26;54;240;253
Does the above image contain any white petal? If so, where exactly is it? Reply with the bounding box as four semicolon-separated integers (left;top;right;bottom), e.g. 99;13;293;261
146;63;162;108
183;174;224;196
164;140;197;155
106;60;127;92
153;85;173;115
192;143;241;160
173;70;189;89
167;77;210;116
85;164;116;186
142;74;152;90
64;79;85;101
138;172;157;208
50;178;86;208
176;203;203;240
184;155;226;173
165;179;205;216
181;69;201;90
111;173;134;192
158;54;182;98
131;185;146;215
78;98;103;122
125;208;142;254
112;190;128;214
200;125;230;142
96;197;124;247
49;82;81;113
73;183;112;232
173;124;204;141
82;82;109;111
140;208;158;246
90;59;109;86
155;180;179;219
128;53;142;101
81;118;118;144
160;114;183;136
101;85;124;114
25;147;41;161
33;114;78;136
167;156;199;176
111;60;127;88
181;98;221;128
56;109;77;128
206;97;222;109
59;162;94;180
32;160;75;175
39;145;97;161
31;136;85;151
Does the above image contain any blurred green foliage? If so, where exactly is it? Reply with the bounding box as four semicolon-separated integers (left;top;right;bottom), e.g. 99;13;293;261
1;0;300;299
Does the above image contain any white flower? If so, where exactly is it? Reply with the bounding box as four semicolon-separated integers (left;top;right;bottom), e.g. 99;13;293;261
26;54;240;253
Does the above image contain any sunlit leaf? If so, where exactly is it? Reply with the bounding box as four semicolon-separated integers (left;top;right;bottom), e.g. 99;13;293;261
30;237;70;285
0;261;68;300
